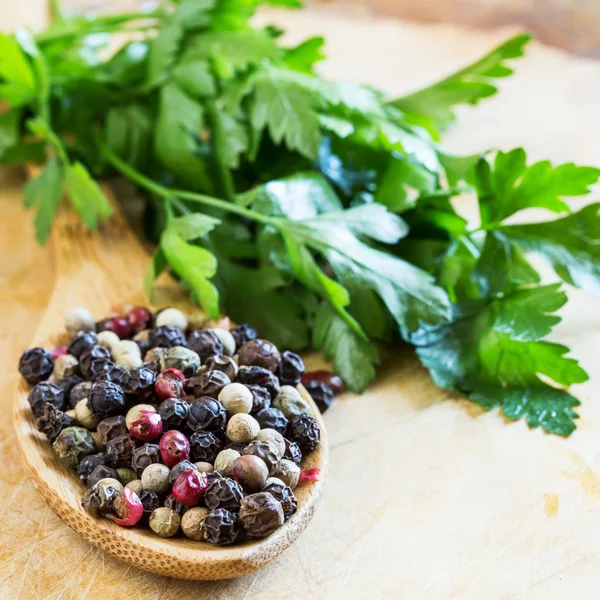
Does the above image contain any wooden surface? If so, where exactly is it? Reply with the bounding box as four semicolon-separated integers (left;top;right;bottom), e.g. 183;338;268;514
10;177;327;580
3;5;600;599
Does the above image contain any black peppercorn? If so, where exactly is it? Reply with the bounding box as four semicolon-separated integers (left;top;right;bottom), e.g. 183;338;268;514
88;380;125;418
158;398;189;430
58;374;84;399
189;431;223;463
82;478;122;517
124;367;156;402
187;330;223;362
283;438;303;465
95;318;112;333
263;481;298;519
203;509;239;545
188;397;226;433
36;403;77;442
136;339;151;357
69;381;93;409
88;358;117;382
204;355;238;381
205;477;244;512
242;440;280;474
79;344;111;379
185;371;230;399
238;339;281;372
236;366;280;399
247;385;271;414
168;460;198;484
288;415;320;452
277;351;305;386
139;490;161;522
230;324;258;349
97;415;127;445
67;331;98;358
149;325;187;349
77;453;107;483
164;494;189;516
239;492;284;538
206;470;223;485
19;347;54;385
87;464;120;487
255;407;289;436
224;441;246;454
304;380;334;413
106;434;137;468
101;363;128;386
28;382;65;418
131;443;161;476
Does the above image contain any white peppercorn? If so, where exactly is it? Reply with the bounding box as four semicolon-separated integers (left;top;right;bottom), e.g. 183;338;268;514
53;354;79;381
149;507;181;537
194;462;214;473
272;385;311;419
113;340;141;358
74;399;100;430
97;330;120;351
256;429;285;460
133;329;151;343
115;352;143;371
156;308;188;331
273;459;300;489
264;476;286;488
65;409;76;419
65;307;95;336
125;479;144;495
125;404;157;429
144;347;167;364
218;383;253;415
209;328;236;356
141;463;171;494
181;507;209;540
214;449;240;476
227;413;260;443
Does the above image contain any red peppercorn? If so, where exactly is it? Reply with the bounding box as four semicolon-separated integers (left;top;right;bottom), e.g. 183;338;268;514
128;307;152;333
130;411;163;441
159;429;190;467
298;468;321;484
172;470;208;506
51;346;68;360
155;368;185;400
107;317;132;339
113;487;144;526
301;370;344;395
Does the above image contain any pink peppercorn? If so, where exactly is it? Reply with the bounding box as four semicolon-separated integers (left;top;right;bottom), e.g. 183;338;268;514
159;429;190;467
128;307;152;333
130;411;163;441
155;368;185;400
172;470;208;505
113;488;144;526
51;346;68;360
298;468;321;484
107;317;132;339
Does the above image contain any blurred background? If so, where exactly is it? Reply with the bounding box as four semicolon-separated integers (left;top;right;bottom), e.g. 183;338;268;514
5;0;600;55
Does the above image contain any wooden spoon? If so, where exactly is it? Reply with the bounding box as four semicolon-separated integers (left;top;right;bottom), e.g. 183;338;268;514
12;179;328;580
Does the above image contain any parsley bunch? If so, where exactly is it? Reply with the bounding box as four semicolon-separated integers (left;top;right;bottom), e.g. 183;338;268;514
2;1;599;435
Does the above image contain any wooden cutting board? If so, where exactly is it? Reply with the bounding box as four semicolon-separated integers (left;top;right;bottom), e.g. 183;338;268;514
2;6;600;599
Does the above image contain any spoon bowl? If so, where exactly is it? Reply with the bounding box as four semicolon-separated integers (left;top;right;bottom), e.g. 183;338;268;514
12;178;327;580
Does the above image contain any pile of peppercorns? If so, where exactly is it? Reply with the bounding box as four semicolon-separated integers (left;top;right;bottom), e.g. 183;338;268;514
18;306;339;545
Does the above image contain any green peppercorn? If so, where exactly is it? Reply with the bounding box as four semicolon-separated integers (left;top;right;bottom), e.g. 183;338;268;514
158;346;201;377
52;426;95;469
272;385;311;419
116;467;138;486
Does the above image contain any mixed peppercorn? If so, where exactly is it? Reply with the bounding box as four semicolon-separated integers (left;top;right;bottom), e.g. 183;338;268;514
19;306;340;545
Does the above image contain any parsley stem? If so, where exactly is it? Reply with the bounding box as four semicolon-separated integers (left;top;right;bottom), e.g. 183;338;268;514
101;144;277;227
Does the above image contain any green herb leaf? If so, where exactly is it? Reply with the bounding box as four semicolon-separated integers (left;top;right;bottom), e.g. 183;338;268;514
0;32;37;106
146;18;184;89
145;247;168;300
0;109;22;158
387;33;532;139
105;104;152;169
64;162;112;229
313;302;379;392
169;212;221;241
23;157;63;243
173;59;216;98
283;36;325;73
412;284;588;435
502;203;600;295
160;228;220;318
474;148;600;225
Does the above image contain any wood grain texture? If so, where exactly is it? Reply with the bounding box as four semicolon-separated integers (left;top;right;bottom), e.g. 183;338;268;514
2;5;600;599
11;172;327;580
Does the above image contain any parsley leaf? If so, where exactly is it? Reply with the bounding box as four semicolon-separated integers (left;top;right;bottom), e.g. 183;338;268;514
64;162;113;229
0;32;37;106
283;36;325;73
387;33;532;139
502;204;600;295
313;302;379;393
473;148;600;225
412;284;588;435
